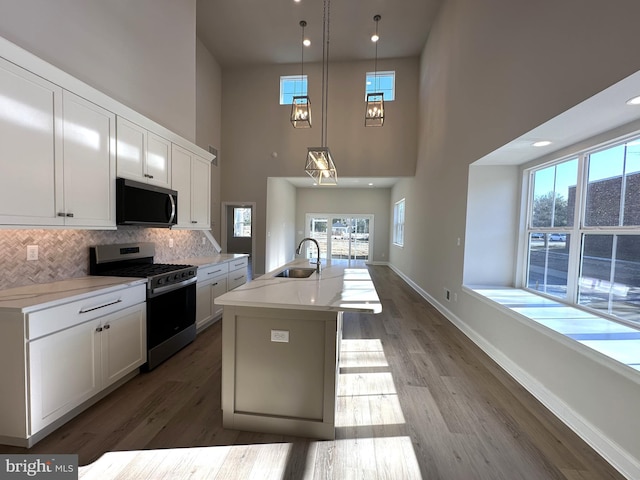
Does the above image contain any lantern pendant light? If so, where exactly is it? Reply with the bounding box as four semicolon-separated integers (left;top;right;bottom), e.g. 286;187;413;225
305;0;337;185
291;20;312;128
365;14;385;127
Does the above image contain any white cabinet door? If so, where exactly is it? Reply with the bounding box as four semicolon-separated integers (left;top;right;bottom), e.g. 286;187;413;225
0;57;63;226
191;154;211;227
116;117;171;189
211;276;228;319
196;280;213;329
146;132;172;188
62;91;116;227
102;303;146;387
116;116;146;182
171;144;193;228
171;144;211;229
29;319;102;434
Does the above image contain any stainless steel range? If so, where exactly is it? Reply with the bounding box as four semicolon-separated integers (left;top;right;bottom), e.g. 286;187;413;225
89;242;197;370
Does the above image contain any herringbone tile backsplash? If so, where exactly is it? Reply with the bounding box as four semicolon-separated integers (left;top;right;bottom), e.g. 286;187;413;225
0;228;217;290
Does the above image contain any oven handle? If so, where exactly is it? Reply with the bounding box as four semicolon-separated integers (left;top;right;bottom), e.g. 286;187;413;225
168;193;176;224
148;276;197;298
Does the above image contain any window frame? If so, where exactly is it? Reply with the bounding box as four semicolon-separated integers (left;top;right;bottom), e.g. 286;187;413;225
393;198;405;247
365;70;395;101
280;75;308;105
233;207;252;238
522;133;640;327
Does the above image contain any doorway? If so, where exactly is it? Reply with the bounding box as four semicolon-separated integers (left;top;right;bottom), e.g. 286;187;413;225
305;214;374;267
222;203;256;277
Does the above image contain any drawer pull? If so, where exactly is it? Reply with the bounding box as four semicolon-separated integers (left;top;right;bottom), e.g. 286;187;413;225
212;282;218;286
207;270;222;275
95;326;103;332
233;275;244;281
66;213;74;217
79;299;122;314
103;324;111;330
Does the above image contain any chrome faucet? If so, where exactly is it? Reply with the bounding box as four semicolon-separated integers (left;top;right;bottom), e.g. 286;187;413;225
296;237;321;273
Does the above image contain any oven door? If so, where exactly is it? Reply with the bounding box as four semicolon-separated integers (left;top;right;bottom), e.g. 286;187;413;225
146;282;196;351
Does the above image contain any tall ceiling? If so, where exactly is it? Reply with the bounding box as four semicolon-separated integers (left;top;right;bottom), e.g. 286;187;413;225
196;0;444;68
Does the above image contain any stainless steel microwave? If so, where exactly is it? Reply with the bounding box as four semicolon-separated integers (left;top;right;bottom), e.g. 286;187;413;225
116;178;177;227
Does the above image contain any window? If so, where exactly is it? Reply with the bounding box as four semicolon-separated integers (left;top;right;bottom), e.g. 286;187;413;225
524;137;640;325
366;71;395;101
280;75;307;105
233;207;252;238
393;199;405;246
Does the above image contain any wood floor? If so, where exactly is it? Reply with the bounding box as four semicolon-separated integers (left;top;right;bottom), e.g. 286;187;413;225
0;266;626;479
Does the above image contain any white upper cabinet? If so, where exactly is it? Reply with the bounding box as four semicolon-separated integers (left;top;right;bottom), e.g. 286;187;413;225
116;116;171;189
171;144;211;229
0;57;62;225
61;91;116;227
0;59;115;228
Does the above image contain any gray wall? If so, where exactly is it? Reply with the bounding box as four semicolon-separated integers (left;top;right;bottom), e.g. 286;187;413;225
0;0;197;142
196;37;223;240
389;0;640;474
221;58;418;273
265;178;297;273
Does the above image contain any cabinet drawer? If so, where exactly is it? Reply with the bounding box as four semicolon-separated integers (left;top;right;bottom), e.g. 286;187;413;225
27;285;146;340
198;263;228;281
228;270;247;290
229;257;248;272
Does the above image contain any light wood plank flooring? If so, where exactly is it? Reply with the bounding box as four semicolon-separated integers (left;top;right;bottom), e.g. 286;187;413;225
0;266;626;479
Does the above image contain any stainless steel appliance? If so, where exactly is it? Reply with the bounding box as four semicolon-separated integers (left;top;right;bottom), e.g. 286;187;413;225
116;178;178;227
89;242;197;370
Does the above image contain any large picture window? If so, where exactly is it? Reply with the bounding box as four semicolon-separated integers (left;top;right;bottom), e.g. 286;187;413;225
524;137;640;325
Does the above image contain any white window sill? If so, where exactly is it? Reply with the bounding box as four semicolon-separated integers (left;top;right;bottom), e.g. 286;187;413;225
463;286;640;380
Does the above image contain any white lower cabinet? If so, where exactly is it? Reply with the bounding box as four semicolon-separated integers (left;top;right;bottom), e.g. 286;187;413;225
195;263;228;330
0;282;146;447
29;302;146;436
228;257;249;290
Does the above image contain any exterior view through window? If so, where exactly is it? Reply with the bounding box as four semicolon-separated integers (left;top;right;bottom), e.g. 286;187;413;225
365;71;395;101
280;75;308;105
233;207;251;238
525;136;640;325
305;214;372;266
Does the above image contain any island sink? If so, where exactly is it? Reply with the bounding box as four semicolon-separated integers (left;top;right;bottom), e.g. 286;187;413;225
274;267;316;278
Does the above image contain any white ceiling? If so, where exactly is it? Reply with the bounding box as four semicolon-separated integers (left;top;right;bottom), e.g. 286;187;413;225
196;0;443;67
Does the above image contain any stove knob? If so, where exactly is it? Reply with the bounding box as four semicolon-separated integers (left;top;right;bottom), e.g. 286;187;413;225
157;277;164;285
181;272;187;278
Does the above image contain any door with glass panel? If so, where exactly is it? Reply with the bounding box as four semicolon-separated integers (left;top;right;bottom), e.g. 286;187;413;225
305;214;373;265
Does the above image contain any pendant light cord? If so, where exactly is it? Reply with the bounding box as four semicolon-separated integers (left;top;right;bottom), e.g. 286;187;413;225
321;0;330;147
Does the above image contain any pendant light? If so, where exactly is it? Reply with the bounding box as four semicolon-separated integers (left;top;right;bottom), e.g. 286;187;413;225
305;0;337;185
291;20;312;128
365;14;384;127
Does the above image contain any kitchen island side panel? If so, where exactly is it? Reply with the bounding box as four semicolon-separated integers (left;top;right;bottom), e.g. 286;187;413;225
221;306;338;439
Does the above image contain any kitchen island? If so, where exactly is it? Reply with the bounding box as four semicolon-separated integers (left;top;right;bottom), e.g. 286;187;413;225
215;259;381;439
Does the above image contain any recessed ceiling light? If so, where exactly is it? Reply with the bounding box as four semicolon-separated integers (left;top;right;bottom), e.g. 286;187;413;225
303;39;311;47
532;140;552;147
368;183;374;186
626;95;640;106
371;34;379;42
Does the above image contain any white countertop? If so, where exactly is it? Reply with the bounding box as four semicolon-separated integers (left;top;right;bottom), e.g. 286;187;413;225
0;277;147;313
215;259;381;313
171;254;248;268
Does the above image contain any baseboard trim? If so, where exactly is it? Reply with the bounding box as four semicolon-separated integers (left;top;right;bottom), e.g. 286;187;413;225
387;263;640;480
